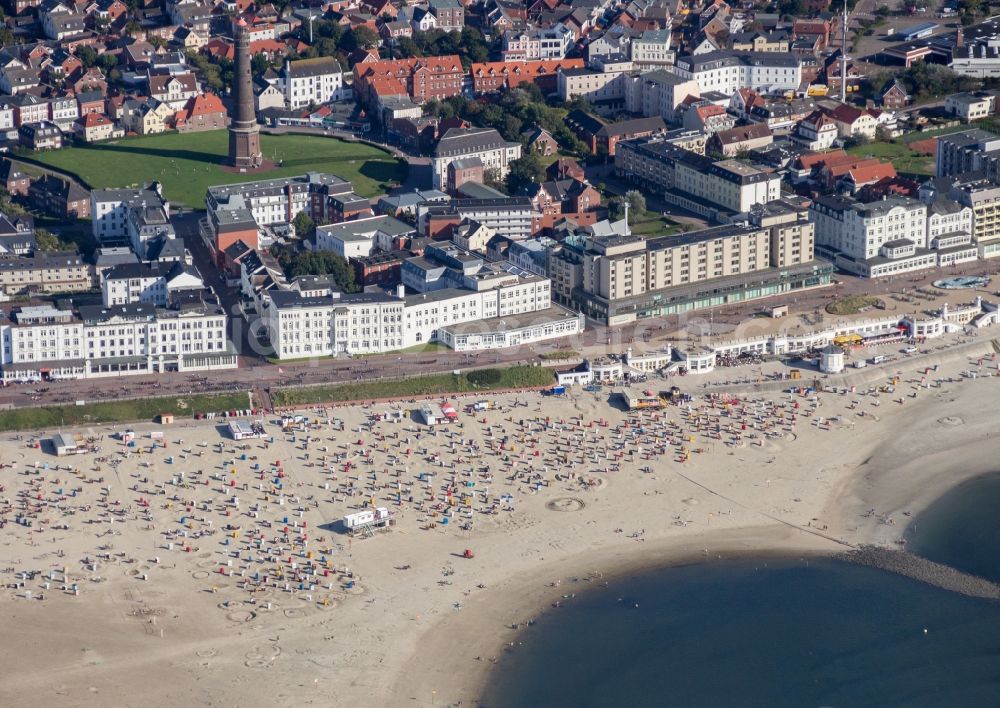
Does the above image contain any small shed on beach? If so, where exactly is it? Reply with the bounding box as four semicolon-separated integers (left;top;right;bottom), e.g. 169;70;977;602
50;432;86;456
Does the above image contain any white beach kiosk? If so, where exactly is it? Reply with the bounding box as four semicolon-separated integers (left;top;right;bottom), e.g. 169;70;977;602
343;507;393;537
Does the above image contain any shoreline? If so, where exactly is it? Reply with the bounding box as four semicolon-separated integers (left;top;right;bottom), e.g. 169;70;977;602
391;526;840;707
391;373;1000;708
2;335;1000;708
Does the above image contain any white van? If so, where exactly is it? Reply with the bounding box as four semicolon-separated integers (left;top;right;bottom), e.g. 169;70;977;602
871;355;886;365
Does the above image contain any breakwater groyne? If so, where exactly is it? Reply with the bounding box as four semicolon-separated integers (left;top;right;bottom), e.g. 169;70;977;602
840;545;1000;601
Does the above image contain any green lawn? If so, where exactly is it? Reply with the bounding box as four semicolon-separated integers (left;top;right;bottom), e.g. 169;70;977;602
271;366;556;407
0;391;253;432
629;214;682;237
844;140;934;176
27;130;407;207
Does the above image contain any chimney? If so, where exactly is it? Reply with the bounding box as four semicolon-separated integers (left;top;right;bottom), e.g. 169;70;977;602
396;283;405;299
957;29;964;47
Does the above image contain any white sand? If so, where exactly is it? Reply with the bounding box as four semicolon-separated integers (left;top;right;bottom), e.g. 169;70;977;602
2;338;999;707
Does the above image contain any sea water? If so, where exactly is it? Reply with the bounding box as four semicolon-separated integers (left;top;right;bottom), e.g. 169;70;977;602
482;476;1000;708
905;473;1000;584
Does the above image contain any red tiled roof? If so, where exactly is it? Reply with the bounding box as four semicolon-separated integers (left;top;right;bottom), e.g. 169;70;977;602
847;162;897;184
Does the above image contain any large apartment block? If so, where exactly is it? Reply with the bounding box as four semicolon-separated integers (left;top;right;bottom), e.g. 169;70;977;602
936;129;1000;181
615;136;780;215
418;197;534;241
551;201;827;324
809;196;937;277
0;250;93;295
264;244;578;357
0;298;235;381
673;51;802;96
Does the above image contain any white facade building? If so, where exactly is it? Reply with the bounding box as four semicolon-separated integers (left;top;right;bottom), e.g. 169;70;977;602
0;301;234;380
91;186;169;243
264;264;570;358
673;50;802;96
431;127;522;190
281;57;344;109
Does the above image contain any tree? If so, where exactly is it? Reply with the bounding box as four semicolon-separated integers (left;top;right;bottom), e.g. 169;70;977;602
624;190;646;218
292;212;315;238
76;45;99;68
343;26;379;52
397;36;421;58
35;228;78;252
505;152;544;194
843;134;870;149
483;167;505;192
271;245;359;293
515;81;545;105
251;53;272;78
608;197;625;220
96;54;118;73
124;20;142;38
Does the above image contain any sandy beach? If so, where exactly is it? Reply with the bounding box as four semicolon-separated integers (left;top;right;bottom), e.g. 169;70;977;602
2;336;1000;708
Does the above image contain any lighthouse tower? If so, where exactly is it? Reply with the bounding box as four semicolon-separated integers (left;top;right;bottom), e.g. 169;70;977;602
228;18;262;170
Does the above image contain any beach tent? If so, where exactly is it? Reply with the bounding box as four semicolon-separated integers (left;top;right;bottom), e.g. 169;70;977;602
440;402;458;421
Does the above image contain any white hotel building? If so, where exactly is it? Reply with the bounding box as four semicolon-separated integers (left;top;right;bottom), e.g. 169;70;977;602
672;50;802;96
264;277;582;357
0;301;236;381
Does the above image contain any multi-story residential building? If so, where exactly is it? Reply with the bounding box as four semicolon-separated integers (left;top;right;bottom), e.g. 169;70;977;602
921;173;1000;258
615;137;781;216
429;0;464;31
0;212;35;254
265;290;405;358
730;30;790;52
572;112;668;156
206;173;359;249
48;94;78;128
315;215;415;259
91;186;169;244
926;199;978;267
673;51;801;96
556;56;635;106
10;93;49;126
629;29;675;70
281;57;344;109
824;103;879;139
623;70;701;124
935;130;1000;182
0;298;235;381
147;73;199;112
127;199;175;260
431;127;522;190
944;91;997;122
28;175;89;220
418;197;533;241
18;121;62;150
264;253;576;356
707;123;773;157
100;261;205;307
0;251;93;295
353;55;464;107
550;201;828;323
792;110;838;151
808;195;934;277
502;24;574;61
470;58;585;94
